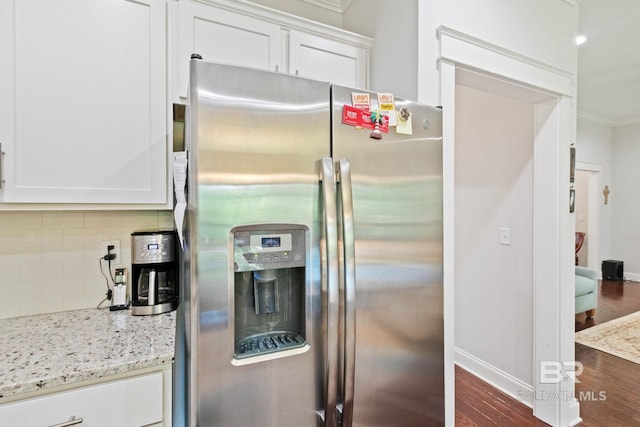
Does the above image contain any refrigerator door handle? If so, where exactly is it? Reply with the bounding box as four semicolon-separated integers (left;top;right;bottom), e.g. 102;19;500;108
337;158;356;427
320;157;340;427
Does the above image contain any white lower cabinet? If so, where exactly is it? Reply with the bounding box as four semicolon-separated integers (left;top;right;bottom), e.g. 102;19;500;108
0;372;165;427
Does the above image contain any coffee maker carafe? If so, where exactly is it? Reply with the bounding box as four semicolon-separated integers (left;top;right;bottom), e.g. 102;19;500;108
131;230;179;315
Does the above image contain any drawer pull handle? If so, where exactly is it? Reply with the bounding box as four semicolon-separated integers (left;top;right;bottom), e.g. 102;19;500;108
48;416;84;427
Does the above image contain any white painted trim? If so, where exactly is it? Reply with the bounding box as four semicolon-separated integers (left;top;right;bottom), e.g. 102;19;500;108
532;97;581;427
437;26;573;97
301;0;352;13
584;169;601;270
455;348;534;407
578;111;640;128
436;25;581;427
575;162;601;172
624;272;640;282
561;0;581;6
577;110;640;128
440;60;457;427
574;163;602;270
577;111;617;127
189;0;372;48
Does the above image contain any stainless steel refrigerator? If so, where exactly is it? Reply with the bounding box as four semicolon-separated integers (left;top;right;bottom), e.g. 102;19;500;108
180;60;444;426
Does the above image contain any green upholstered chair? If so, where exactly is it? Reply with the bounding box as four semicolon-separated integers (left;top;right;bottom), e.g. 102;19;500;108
575;266;598;318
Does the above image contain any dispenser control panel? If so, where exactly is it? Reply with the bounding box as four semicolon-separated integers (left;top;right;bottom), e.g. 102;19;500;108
232;224;307;272
231;223;309;364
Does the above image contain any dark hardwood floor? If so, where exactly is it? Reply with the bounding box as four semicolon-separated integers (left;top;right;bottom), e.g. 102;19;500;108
456;365;550;426
456;279;640;426
574;279;640;426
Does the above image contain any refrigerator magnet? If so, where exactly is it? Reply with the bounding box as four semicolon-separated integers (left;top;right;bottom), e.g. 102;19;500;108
396;107;413;135
377;93;397;126
352;92;370;130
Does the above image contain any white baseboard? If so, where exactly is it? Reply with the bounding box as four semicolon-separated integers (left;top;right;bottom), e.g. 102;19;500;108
624;271;640;283
455;347;534;407
455;347;584;426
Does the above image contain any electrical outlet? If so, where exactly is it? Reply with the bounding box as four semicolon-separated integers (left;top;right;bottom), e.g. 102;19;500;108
101;240;121;264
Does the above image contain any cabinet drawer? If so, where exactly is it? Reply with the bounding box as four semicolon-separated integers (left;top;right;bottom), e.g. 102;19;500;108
0;372;163;427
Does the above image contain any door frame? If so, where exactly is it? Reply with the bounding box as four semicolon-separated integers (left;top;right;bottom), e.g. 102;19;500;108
575;163;602;270
434;26;579;426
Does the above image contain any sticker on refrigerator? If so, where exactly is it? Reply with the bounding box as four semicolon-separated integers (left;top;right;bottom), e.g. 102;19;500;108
351;92;370;129
342;105;388;133
377;93;397;126
351;92;371;110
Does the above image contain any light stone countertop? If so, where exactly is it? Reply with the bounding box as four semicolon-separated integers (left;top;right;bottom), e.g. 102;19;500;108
0;308;175;401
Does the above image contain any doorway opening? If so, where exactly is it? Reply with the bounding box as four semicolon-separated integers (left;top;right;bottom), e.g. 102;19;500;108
574;166;601;270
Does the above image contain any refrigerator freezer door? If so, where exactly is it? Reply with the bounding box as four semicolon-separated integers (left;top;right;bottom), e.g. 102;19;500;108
332;86;445;426
186;61;331;426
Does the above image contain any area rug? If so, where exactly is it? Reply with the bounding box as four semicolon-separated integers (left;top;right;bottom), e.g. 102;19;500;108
575;311;640;364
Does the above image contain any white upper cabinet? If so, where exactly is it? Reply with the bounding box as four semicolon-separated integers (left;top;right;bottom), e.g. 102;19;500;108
0;0;371;207
176;0;285;99
173;0;372;101
289;29;367;88
0;0;168;206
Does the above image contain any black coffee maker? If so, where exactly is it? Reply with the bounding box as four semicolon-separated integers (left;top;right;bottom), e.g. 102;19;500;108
131;230;179;315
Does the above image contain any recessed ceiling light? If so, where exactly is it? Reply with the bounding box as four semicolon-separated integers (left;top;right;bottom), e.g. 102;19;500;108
576;35;587;46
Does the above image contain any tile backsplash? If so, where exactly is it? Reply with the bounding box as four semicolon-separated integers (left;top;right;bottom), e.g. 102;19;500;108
0;210;174;319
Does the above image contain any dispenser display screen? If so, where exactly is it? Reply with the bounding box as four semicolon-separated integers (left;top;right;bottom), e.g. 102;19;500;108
248;233;292;253
261;237;281;248
148;243;159;250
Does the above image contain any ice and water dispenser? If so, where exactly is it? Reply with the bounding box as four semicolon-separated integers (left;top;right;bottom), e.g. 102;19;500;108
232;224;309;364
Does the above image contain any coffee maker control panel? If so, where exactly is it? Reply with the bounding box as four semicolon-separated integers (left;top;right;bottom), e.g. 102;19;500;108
132;233;175;264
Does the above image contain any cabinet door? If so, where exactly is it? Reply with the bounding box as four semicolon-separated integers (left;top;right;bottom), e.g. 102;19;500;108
0;372;163;427
0;0;167;204
289;30;369;89
177;0;284;99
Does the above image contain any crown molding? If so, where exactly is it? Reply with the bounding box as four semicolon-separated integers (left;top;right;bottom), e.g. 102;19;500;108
301;0;352;13
307;0;576;12
578;111;640;128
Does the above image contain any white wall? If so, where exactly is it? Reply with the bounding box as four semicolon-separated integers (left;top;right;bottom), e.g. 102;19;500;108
576;119;614;264
343;0;419;100
454;84;534;385
611;123;640;277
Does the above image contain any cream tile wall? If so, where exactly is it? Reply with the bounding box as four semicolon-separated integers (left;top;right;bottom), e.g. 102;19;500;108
0;210;174;319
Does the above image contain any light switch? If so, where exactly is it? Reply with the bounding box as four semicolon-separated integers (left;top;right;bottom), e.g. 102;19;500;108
500;227;512;245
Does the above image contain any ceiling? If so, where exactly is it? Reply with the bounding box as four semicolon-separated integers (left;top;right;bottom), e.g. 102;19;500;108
577;0;640;126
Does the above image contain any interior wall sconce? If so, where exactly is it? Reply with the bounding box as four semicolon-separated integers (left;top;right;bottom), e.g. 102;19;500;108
603;185;610;205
